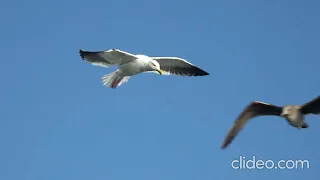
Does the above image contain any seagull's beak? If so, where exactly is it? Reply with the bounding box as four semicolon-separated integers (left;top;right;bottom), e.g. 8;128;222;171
157;69;163;75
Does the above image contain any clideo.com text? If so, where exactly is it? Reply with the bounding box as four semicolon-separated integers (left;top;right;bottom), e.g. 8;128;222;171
231;156;310;170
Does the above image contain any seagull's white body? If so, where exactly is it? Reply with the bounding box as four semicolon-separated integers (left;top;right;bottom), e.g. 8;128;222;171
79;49;209;89
117;55;151;76
281;106;305;128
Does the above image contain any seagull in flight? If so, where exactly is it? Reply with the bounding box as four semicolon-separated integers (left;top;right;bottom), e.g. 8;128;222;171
79;49;209;89
221;95;320;149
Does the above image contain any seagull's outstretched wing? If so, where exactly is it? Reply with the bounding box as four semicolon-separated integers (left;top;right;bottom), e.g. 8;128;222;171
79;49;137;68
300;96;320;115
151;57;209;76
221;101;283;149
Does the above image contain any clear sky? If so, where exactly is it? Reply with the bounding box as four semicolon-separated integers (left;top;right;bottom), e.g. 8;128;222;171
1;0;319;179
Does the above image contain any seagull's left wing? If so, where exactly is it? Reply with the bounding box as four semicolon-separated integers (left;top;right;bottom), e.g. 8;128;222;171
151;57;209;76
79;49;138;68
300;96;320;115
221;101;283;149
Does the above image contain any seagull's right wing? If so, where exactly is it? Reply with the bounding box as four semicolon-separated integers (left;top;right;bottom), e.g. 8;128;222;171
300;96;320;115
79;49;138;68
151;57;209;76
221;101;283;149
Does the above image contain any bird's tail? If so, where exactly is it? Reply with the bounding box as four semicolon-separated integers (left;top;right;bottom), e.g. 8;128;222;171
101;71;131;89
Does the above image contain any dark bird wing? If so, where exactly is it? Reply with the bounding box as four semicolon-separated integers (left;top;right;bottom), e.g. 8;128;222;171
300;96;320;115
221;101;283;149
151;57;209;76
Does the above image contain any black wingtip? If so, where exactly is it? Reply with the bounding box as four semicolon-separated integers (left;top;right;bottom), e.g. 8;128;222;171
194;67;210;76
202;71;210;76
220;139;231;150
79;49;85;60
220;144;226;149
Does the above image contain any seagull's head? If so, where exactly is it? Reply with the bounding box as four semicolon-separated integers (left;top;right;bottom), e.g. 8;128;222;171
149;60;163;75
281;106;292;117
281;106;299;118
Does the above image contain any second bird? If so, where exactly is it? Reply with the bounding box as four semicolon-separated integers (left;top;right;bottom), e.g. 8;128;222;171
221;95;320;149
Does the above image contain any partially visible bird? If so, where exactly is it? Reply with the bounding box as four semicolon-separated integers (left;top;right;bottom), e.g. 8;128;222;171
79;49;209;89
221;95;320;149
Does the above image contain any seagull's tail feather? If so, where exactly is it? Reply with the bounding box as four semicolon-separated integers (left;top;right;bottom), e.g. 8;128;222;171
101;71;131;89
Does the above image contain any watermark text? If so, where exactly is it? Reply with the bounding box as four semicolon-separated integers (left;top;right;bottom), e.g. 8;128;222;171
231;156;310;170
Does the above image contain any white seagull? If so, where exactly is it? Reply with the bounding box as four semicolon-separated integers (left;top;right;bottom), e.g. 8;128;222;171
221;95;320;149
79;49;209;89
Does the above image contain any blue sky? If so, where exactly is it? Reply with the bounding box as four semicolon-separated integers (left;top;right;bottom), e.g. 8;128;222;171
1;0;319;179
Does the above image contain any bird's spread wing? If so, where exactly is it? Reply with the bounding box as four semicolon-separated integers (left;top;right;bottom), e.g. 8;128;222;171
300;96;320;115
151;57;209;76
221;101;283;149
79;49;137;68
